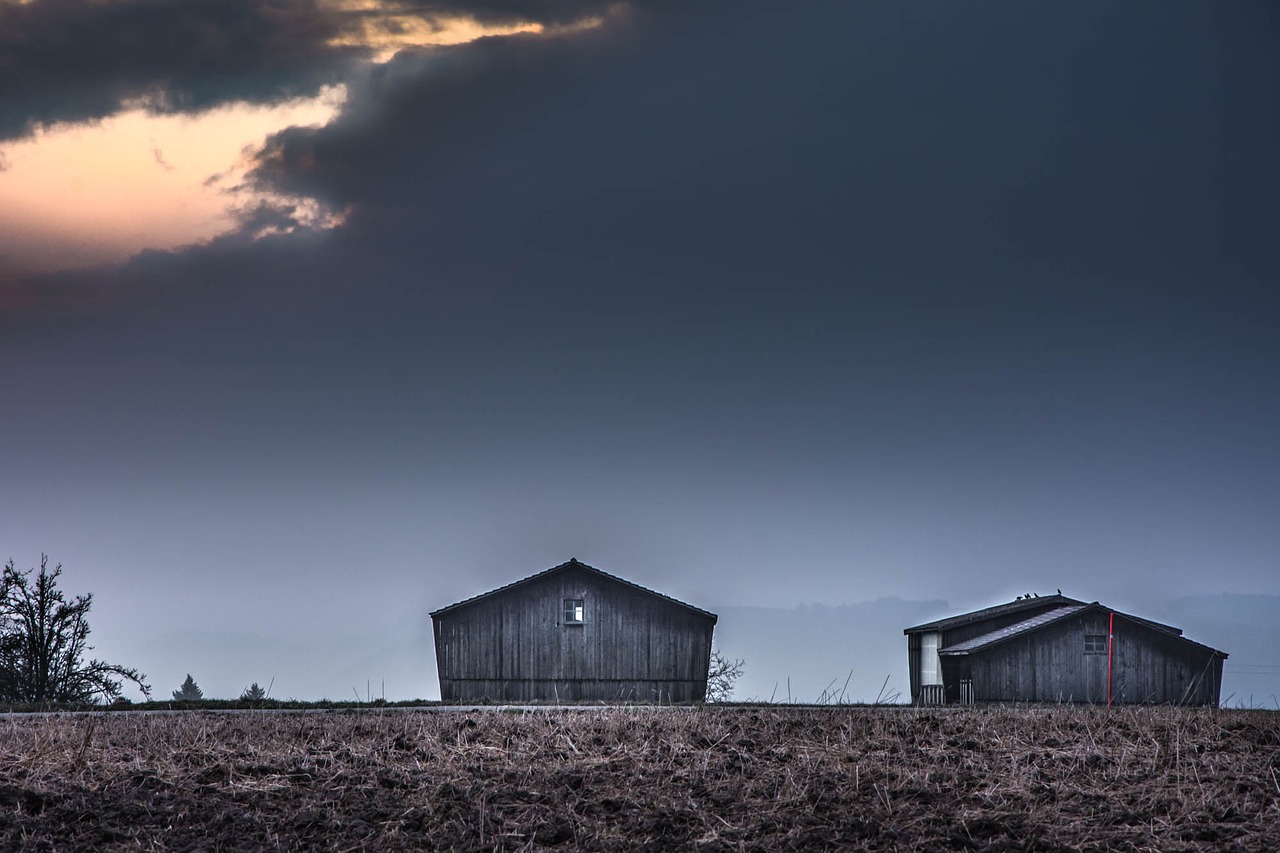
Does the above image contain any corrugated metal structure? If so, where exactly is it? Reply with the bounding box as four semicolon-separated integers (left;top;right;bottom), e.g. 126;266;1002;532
431;559;718;703
904;595;1228;706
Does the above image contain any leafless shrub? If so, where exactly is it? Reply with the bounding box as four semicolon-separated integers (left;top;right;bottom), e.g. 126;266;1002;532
705;647;744;703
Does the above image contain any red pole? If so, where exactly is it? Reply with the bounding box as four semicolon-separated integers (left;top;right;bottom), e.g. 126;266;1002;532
1106;611;1114;709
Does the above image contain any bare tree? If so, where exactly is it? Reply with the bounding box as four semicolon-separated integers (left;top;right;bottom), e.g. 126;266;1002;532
0;555;150;704
172;674;204;701
705;647;744;703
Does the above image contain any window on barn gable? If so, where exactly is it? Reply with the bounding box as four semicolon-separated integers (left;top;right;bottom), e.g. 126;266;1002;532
564;598;585;625
1084;634;1107;654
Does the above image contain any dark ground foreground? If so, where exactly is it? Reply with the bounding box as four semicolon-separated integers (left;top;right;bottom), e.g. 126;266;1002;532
1;707;1278;850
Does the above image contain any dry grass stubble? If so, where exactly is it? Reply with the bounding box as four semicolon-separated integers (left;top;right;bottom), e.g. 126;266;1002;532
1;706;1278;850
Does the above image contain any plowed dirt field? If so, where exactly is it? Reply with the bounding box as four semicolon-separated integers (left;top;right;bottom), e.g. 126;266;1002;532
2;706;1278;850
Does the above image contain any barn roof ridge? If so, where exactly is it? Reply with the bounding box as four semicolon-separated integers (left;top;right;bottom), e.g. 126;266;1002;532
936;601;1228;658
429;558;719;622
903;594;1087;634
938;604;1088;655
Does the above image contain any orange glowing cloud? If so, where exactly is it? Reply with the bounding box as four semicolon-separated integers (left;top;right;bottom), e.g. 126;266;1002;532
0;88;347;273
325;2;546;62
0;3;610;274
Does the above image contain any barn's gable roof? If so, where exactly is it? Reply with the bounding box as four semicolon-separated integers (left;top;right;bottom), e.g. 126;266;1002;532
936;602;1228;658
429;558;719;622
939;604;1088;653
904;594;1087;634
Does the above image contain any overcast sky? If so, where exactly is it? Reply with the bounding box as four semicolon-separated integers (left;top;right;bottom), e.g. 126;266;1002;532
2;0;1277;700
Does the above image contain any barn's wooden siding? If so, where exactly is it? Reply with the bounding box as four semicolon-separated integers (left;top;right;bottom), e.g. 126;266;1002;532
1110;618;1223;705
906;632;921;705
433;563;716;702
965;613;1224;705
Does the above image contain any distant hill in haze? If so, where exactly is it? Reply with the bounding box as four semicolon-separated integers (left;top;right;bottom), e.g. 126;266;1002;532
101;612;436;703
1154;594;1280;709
711;598;949;704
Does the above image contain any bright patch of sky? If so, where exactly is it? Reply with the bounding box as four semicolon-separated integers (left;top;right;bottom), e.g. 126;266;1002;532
0;8;560;272
0;88;347;272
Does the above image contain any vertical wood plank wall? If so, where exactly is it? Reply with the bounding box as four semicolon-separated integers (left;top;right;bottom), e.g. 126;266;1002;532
964;614;1224;705
906;632;921;704
434;566;716;702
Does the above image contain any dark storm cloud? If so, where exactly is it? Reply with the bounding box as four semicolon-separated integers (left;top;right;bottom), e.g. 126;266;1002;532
0;0;663;314
11;0;1280;333
243;0;1280;301
0;0;631;143
247;26;620;210
0;0;354;139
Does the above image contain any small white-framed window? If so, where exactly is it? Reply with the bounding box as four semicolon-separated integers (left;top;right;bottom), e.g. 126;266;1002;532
563;598;584;624
1084;634;1107;655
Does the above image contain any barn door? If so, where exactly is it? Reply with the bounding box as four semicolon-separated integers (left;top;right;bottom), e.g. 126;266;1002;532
1083;628;1109;703
920;632;944;704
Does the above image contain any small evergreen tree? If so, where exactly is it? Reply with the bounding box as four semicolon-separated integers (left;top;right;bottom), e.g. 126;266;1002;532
172;674;204;701
240;682;267;701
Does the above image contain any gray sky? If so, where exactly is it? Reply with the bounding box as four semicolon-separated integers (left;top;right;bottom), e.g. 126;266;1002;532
2;0;1277;700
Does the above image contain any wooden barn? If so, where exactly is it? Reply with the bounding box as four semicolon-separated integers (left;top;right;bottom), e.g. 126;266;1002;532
431;558;718;703
904;595;1228;706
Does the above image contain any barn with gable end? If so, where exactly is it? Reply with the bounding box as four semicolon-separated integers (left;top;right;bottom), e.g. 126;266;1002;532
431;558;718;703
904;594;1228;706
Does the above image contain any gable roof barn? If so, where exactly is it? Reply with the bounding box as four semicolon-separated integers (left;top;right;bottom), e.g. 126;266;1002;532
904;596;1228;706
431;558;718;703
